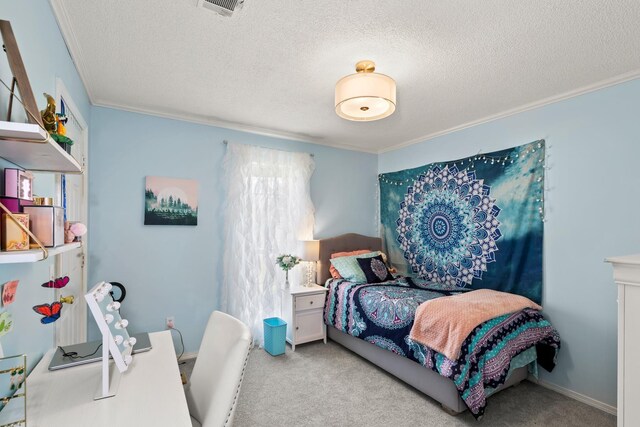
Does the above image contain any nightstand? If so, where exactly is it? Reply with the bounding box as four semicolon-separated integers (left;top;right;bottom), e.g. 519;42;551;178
281;284;328;351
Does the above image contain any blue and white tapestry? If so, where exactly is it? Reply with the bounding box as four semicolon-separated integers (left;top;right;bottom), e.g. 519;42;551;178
379;140;545;303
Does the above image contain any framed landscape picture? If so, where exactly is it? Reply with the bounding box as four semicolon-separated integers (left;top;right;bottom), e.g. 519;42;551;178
144;176;198;226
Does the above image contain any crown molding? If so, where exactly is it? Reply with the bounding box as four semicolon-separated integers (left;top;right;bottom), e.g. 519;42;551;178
84;70;640;156
91;99;379;154
49;1;379;154
49;0;96;102
378;70;640;154
48;0;640;156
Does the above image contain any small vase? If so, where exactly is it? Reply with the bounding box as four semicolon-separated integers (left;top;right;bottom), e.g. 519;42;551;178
284;270;290;290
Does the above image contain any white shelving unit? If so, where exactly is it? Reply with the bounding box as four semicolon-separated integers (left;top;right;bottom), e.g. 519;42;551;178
0;120;84;263
0;121;82;173
0;242;81;264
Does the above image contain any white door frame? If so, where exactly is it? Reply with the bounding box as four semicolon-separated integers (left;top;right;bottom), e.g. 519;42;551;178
54;77;89;344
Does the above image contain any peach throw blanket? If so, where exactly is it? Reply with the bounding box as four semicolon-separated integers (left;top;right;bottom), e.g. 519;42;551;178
409;289;542;360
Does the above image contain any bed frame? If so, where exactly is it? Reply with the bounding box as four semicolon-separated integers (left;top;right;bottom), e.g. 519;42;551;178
318;233;528;414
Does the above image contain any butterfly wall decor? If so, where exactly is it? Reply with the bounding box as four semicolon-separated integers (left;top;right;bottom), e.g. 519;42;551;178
32;302;62;324
41;276;70;289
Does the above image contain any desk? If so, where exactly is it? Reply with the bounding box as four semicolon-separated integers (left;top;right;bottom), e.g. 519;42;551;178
26;331;191;427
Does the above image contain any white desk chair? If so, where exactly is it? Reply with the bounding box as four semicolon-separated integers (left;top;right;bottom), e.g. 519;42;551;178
185;311;252;427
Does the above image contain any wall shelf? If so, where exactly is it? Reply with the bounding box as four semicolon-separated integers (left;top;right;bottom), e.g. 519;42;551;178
0;242;81;264
0;121;82;173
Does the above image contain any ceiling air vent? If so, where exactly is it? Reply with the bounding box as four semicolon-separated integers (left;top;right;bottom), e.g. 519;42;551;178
197;0;244;17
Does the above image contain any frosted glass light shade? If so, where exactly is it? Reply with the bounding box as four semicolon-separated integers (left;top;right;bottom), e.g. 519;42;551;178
302;240;320;261
335;72;396;121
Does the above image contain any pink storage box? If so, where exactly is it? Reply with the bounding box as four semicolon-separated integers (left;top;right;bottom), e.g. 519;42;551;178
4;169;33;201
23;206;64;247
0;197;21;213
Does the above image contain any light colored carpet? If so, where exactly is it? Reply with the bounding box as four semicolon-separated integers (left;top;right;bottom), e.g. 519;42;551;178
182;341;615;427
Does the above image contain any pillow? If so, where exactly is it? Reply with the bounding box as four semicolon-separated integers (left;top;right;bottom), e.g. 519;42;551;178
357;255;394;283
329;250;372;279
330;251;381;283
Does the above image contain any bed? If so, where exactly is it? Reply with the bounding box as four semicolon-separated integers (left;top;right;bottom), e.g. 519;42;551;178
318;233;560;418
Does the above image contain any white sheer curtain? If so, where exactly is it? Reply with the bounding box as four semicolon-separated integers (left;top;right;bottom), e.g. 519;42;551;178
222;142;315;345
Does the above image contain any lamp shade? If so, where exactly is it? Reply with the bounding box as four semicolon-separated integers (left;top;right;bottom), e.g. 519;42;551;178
302;240;320;262
335;60;396;122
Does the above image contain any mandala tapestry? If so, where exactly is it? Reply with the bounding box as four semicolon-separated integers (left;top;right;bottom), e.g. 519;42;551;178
379;140;545;303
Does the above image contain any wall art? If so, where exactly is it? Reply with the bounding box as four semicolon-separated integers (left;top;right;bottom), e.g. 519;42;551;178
1;281;18;307
380;140;545;303
144;176;198;226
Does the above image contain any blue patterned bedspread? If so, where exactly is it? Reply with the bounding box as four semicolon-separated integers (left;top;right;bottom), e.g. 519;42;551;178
323;277;560;418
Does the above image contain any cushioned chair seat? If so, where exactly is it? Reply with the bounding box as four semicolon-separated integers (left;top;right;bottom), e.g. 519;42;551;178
185;311;252;427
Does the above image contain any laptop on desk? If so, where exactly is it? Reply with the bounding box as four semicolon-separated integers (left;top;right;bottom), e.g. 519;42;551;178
48;332;153;370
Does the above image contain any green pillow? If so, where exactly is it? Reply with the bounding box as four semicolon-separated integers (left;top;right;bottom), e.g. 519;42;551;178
330;251;382;283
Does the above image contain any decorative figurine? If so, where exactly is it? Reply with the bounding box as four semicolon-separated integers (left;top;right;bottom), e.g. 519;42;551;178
55;113;67;135
40;93;57;133
64;221;87;243
40;93;74;151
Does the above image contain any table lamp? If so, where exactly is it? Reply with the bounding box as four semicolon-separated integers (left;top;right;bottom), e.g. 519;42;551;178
302;240;320;287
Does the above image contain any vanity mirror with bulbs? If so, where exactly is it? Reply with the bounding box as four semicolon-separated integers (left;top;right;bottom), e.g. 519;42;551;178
25;285;190;425
85;281;136;400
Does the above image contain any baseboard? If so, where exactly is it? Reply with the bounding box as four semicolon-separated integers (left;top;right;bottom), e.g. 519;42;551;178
527;376;617;416
179;352;198;361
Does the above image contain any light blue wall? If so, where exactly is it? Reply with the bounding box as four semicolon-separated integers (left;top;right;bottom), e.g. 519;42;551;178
0;0;91;369
379;78;640;407
3;0;635;408
88;106;378;354
3;0;378;367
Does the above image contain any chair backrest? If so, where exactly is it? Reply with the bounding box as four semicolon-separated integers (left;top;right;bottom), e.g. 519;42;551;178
186;311;252;427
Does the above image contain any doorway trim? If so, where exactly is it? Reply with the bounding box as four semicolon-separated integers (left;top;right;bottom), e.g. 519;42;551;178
54;77;89;345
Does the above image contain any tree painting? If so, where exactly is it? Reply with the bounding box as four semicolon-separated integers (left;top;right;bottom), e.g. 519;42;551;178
144;176;198;226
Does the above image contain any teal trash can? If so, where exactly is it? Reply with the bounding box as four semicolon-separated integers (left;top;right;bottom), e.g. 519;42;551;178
263;317;287;356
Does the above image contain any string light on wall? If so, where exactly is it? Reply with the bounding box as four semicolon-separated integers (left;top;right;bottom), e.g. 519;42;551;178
378;140;549;221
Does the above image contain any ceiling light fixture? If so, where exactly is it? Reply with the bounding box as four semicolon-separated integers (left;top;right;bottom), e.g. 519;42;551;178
335;60;396;122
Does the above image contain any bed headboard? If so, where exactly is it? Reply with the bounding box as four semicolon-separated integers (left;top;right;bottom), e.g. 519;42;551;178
317;233;382;284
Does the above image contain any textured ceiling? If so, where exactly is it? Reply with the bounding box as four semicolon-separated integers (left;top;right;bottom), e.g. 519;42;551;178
51;0;640;153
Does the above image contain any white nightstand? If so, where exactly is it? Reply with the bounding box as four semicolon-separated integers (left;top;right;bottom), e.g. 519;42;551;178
281;284;328;351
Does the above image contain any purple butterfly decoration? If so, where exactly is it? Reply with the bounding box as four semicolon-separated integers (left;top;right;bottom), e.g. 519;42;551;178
41;276;70;289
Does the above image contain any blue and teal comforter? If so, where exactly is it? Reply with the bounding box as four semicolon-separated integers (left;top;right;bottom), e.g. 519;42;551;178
323;277;560;418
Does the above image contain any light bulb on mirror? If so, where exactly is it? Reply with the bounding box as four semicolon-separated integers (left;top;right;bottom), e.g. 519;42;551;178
104;314;114;324
124;354;133;365
124;337;137;348
115;319;129;329
114;335;123;345
107;301;121;312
